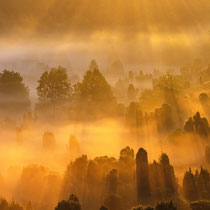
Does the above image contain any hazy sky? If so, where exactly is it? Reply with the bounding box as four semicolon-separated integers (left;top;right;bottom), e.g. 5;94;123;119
0;0;209;67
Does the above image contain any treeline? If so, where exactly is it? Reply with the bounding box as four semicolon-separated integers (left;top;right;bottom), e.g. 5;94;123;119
55;147;208;210
0;59;210;124
0;65;117;121
1;147;210;210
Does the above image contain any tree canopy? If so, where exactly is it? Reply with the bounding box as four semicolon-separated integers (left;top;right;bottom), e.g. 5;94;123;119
55;194;81;210
37;66;71;106
0;69;30;114
73;68;116;118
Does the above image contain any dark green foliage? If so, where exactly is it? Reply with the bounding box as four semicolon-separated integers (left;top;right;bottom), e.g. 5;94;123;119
55;194;81;210
136;148;151;204
0;69;30;114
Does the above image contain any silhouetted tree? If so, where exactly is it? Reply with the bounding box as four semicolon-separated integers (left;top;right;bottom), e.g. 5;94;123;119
159;154;177;199
149;161;162;201
183;168;198;201
119;146;134;165
199;93;209;104
184;112;210;138
73;69;116;118
155;104;175;132
136;148;151;204
196;167;210;199
118;146;135;209
0;70;30;115
184;117;194;132
126;102;143;127
55;194;81;210
85;160;100;210
0;198;25;210
193;112;209;138
106;169;118;194
127;84;137;101
99;206;108;210
89;59;99;71
37;66;71;107
61;155;88;201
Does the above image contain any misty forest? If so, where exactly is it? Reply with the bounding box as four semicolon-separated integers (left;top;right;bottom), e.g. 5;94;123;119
0;1;210;210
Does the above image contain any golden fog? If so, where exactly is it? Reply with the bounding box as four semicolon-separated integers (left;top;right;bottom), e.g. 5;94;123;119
0;1;210;210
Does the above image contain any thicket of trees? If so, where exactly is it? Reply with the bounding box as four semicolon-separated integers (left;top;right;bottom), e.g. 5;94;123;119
52;146;210;209
183;167;210;201
55;194;81;210
0;197;32;210
56;147;182;210
0;60;210;210
0;59;209;130
184;112;210;138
